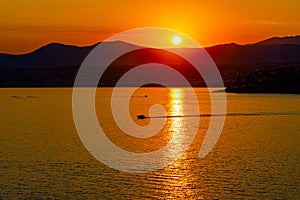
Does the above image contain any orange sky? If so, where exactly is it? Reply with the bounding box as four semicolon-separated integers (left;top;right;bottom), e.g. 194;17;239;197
0;0;300;54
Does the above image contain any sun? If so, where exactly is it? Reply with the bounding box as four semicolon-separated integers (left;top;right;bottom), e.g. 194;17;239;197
172;36;181;45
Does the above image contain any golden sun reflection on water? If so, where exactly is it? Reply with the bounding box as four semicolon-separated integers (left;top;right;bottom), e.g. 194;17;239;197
168;88;185;151
163;88;202;199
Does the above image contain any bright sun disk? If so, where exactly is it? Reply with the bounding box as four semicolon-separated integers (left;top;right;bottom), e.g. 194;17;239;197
172;36;181;45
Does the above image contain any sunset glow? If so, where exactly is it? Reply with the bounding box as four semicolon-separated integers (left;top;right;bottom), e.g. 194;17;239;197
0;1;299;53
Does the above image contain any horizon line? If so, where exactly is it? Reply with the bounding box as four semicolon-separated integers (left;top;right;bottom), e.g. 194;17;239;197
1;34;300;55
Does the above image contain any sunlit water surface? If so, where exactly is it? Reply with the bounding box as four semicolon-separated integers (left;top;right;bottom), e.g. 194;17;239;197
1;88;299;199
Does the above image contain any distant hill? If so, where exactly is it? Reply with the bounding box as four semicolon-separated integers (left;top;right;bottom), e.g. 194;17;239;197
0;43;92;69
205;43;300;66
0;35;299;92
1;36;300;69
0;41;144;69
254;35;300;45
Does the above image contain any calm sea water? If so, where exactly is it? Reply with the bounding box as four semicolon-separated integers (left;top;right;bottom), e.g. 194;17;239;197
1;88;299;199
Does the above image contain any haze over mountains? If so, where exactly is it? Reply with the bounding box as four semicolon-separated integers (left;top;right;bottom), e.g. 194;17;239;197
0;35;299;91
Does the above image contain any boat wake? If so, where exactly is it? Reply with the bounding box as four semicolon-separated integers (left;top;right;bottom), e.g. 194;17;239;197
137;111;300;119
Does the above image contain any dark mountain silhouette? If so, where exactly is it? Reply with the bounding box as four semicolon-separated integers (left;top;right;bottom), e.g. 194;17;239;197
205;43;300;65
0;53;9;59
1;39;300;69
0;41;141;69
0;36;299;92
254;35;300;45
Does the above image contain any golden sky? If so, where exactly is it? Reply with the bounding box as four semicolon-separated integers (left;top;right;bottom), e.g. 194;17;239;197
0;0;300;54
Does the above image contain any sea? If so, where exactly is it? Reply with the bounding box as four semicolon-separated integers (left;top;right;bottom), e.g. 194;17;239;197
1;88;299;199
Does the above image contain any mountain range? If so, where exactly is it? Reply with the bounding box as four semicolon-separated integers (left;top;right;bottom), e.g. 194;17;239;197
0;35;299;91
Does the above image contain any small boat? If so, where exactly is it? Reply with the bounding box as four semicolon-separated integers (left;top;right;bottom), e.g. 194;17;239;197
137;114;147;119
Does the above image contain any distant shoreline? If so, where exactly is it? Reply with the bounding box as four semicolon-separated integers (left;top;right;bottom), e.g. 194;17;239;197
1;86;299;95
